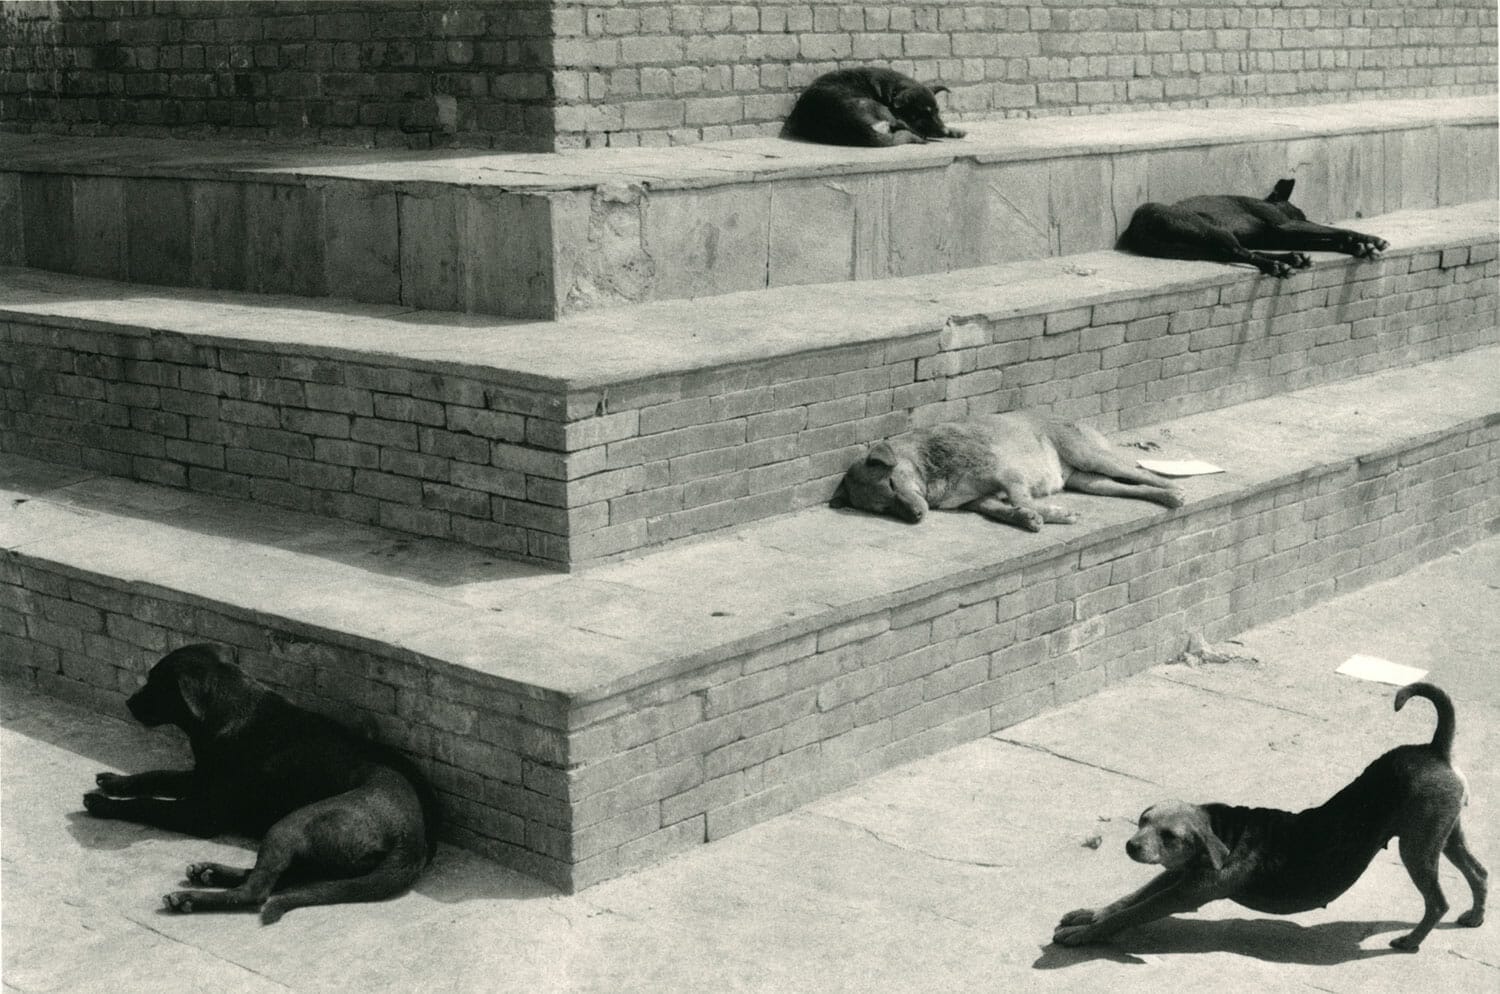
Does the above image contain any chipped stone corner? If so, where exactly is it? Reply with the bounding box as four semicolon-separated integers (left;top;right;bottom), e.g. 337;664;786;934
555;181;658;315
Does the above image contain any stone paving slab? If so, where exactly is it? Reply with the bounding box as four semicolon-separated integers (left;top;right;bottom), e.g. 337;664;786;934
3;537;1496;994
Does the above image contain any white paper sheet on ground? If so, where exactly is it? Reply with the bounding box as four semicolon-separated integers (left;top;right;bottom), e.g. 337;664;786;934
1336;654;1428;686
1137;458;1225;477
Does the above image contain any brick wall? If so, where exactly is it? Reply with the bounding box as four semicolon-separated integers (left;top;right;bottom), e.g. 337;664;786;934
4;1;1495;151
557;415;1499;886
0;552;578;887
0;0;555;149
555;0;1499;148
7;408;1494;888
3;242;1496;565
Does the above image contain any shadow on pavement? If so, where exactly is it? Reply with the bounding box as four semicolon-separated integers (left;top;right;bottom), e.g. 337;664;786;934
1032;915;1415;968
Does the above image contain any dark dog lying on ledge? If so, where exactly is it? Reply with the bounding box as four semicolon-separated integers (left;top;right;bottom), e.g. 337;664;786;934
84;643;440;923
1118;178;1390;277
1053;682;1487;952
782;67;965;147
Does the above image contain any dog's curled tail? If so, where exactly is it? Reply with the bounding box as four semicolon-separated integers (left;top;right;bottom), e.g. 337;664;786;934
259;843;424;925
1394;681;1455;759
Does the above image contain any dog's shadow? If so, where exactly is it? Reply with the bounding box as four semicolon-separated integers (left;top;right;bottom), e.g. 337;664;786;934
65;810;556;903
1032;915;1442;968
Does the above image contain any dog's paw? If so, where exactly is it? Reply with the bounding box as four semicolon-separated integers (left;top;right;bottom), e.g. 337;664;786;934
185;863;223;887
1288;252;1312;269
1348;235;1388;257
1018;508;1044;532
82;789;115;817
1157;489;1186;509
1052;924;1097;946
1057;908;1097;927
1456;909;1484;927
260;896;290;925
94;772;129;796
163;891;195;914
1388;933;1422;952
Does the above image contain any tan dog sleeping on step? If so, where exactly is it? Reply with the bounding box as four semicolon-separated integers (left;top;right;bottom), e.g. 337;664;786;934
829;411;1183;530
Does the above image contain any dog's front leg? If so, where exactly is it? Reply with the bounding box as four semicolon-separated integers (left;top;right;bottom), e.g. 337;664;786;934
82;793;219;837
94;769;195;798
1054;871;1206;945
1269;220;1389;258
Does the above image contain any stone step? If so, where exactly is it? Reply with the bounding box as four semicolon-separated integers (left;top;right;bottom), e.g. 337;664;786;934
3;201;1496;567
2;96;1493;318
4;349;1497;891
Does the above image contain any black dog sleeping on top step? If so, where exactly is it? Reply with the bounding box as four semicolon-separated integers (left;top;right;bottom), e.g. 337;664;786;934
782;67;965;147
1118;178;1390;277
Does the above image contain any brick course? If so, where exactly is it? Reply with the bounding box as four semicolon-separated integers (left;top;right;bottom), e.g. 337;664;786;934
4;241;1494;565
2;2;1494;151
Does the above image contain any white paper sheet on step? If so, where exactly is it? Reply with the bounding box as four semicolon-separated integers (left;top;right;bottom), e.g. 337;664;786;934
1335;654;1428;686
1137;458;1226;477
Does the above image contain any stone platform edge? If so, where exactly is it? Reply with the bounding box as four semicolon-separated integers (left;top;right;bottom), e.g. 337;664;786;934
1;96;1491;192
3;98;1493;318
3;351;1498;888
3;203;1497;566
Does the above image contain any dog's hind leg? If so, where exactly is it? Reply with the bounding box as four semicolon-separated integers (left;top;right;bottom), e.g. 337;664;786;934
1444;820;1488;927
1065;471;1185;509
258;845;424;924
1127;212;1302;277
1391;830;1452;951
164;833;296;915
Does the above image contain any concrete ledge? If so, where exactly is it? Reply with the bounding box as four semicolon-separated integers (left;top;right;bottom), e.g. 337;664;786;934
2;97;1494;317
3;202;1496;565
3;350;1497;889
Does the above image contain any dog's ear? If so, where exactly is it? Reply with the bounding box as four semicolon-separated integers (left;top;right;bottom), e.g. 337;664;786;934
929;84;949;96
174;665;217;723
1189;817;1231;870
829;478;851;508
1268;178;1296;203
865;442;898;468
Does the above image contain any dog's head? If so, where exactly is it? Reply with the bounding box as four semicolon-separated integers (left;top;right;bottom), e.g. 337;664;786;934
128;643;257;732
829;441;929;523
892;81;954;139
1264;178;1309;222
1126;800;1231;871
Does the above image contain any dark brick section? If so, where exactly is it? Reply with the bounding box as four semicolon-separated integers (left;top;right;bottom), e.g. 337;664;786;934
0;0;555;150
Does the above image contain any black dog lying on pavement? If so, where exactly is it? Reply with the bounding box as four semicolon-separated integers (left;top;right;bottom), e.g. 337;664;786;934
1054;683;1487;952
1118;178;1390;277
782;67;965;147
84;643;440;923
